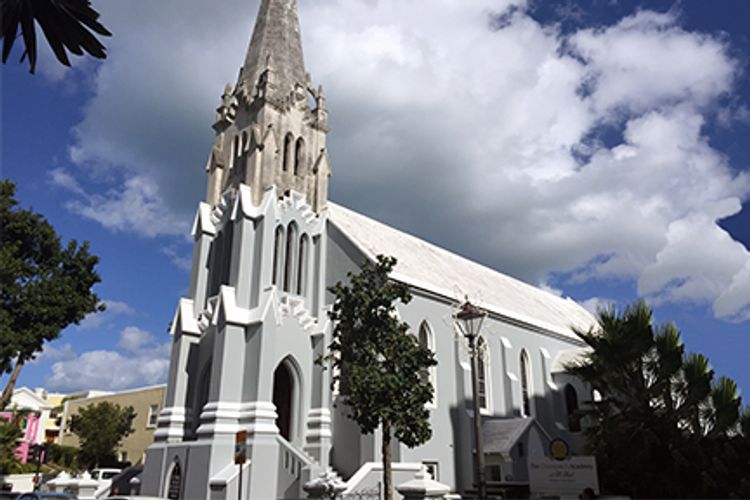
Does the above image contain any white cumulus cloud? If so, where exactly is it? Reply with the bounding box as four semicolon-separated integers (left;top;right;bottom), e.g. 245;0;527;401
46;327;170;391
76;299;136;331
48;0;750;322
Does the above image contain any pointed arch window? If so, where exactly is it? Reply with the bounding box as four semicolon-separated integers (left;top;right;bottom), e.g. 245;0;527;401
565;384;581;432
520;349;532;417
296;234;309;295
418;321;437;406
242;131;249;154
272;226;284;285
477;337;488;410
284;222;298;292
282;133;294;172
294;138;305;175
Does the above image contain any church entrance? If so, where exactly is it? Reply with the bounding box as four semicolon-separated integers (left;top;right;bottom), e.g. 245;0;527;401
272;362;294;440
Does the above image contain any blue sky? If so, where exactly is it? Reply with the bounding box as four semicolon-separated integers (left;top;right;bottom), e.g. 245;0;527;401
2;0;749;397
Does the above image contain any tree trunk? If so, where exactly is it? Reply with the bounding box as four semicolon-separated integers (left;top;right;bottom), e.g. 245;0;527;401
0;358;24;409
382;420;392;500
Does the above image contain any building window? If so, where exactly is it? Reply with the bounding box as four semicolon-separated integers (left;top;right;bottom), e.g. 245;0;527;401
231;135;241;169
520;349;531;417
477;338;488;410
294;138;305;175
423;461;439;481
272;226;284;285
565;384;581;432
147;404;159;428
118;451;128;463
296;234;309;295
418;322;437;404
283;133;294;172
284;222;298;292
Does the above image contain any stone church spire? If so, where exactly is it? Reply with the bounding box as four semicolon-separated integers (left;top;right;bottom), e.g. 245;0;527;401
239;0;308;102
204;0;331;213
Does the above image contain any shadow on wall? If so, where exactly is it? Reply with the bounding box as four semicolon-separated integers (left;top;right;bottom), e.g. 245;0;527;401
448;391;589;495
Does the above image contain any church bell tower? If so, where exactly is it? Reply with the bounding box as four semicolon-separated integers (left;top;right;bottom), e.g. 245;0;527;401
142;2;334;498
205;0;331;212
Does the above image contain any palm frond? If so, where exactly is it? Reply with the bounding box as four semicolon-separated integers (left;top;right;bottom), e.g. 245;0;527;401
0;0;111;73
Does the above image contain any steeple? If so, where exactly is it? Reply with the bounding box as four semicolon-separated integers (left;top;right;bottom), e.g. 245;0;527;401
239;0;308;102
203;0;331;214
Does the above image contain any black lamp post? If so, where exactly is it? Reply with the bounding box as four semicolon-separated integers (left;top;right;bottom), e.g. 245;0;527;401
455;299;487;500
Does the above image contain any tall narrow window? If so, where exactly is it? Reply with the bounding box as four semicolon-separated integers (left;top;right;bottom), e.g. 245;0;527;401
147;404;159;428
418;322;436;393
294;138;305;175
242;131;249;153
296;234;309;295
283;133;294;172
284;222;298;292
520;350;531;417
272;226;284;285
232;135;241;168
477;338;488;410
418;322;430;384
565;384;581;432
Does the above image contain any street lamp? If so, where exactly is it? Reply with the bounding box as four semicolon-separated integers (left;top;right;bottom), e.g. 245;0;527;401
455;299;488;500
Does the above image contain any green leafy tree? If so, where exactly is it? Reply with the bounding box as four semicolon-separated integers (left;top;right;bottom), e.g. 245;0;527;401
322;255;437;500
70;402;136;469
0;411;25;474
0;179;103;409
568;300;750;497
1;0;111;74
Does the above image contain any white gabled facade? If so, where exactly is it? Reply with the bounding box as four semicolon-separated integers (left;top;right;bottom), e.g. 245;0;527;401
141;1;596;498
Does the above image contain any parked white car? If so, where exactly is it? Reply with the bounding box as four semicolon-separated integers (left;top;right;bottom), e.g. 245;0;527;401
89;469;121;483
89;468;121;497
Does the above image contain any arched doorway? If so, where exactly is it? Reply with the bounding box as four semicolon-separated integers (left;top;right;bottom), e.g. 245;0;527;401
273;362;294;440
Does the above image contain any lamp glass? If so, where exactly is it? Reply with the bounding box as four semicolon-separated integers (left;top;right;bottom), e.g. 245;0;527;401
456;301;485;339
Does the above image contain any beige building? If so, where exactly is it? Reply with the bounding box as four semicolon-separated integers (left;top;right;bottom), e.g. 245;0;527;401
60;385;166;465
43;392;68;443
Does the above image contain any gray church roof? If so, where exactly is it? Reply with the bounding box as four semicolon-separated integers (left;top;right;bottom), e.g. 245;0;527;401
239;0;307;99
328;202;597;340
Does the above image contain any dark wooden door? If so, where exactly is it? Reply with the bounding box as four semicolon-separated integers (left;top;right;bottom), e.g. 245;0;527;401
273;363;293;440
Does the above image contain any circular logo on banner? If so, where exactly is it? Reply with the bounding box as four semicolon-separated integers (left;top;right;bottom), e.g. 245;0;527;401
550;438;570;461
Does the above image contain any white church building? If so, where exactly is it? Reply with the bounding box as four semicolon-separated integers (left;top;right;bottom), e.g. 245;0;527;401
141;0;597;498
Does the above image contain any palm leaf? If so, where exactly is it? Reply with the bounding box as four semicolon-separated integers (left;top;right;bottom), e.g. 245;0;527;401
0;0;111;73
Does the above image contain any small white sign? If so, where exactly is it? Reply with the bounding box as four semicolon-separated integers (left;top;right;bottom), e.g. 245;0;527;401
528;456;599;496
